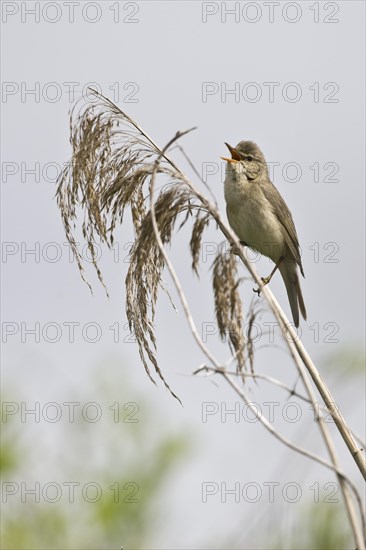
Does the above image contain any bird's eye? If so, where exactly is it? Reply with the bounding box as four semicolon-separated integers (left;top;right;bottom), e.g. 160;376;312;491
246;155;253;162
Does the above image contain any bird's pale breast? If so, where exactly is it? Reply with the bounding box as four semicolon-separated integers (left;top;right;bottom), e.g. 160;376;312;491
224;171;285;263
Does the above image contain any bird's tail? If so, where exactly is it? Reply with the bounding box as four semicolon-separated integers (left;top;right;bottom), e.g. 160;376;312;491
279;262;307;328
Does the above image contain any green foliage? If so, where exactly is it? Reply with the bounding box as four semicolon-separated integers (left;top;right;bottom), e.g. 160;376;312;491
323;347;365;375
267;503;353;550
1;372;191;550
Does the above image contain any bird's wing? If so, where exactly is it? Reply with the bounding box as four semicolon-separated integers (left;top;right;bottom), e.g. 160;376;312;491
261;180;304;276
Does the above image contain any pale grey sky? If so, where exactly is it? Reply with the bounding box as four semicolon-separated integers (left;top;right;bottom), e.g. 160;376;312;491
2;2;365;548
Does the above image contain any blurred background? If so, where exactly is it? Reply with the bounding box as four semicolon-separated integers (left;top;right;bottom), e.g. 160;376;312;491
1;1;365;548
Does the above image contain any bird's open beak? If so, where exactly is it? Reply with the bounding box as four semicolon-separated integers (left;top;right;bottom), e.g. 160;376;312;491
220;142;241;163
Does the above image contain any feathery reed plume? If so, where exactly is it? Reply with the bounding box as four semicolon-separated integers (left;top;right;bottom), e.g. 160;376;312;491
56;89;250;398
212;247;245;372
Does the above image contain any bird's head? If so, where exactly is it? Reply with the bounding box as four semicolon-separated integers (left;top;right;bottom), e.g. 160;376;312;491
221;141;268;182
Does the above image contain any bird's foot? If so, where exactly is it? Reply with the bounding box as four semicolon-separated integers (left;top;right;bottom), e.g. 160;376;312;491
230;241;246;257
230;244;240;257
253;276;270;296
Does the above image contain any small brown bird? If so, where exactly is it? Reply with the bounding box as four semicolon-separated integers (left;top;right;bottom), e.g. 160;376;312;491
222;141;307;327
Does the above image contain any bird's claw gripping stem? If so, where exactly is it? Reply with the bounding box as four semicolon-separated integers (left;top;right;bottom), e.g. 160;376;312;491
252;257;284;296
253;277;270;296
